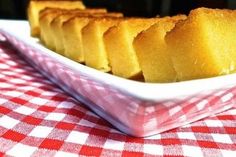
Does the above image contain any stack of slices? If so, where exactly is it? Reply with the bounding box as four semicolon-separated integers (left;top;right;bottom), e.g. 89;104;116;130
28;1;236;83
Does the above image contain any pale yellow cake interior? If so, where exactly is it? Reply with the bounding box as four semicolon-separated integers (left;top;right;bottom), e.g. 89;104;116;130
104;18;160;79
82;18;122;72
27;0;85;37
50;9;107;54
39;9;65;50
62;13;123;63
133;15;186;82
165;8;236;81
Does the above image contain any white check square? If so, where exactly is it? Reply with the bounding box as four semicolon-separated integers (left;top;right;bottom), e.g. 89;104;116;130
2;71;16;75
55;151;77;157
104;139;125;151
221;93;233;102
14;106;35;115
57;102;75;109
4;91;22;97
21;75;34;81
18;86;35;91
196;100;208;110
0;82;12;88
228;109;236;114
45;113;65;121
10;78;26;84
144;144;163;155
7;143;36;157
29;97;48;106
42;91;57;96
0;116;19;129
182;145;203;157
0;63;10;69
177;132;196;140
66;131;88;145
0;97;8;104
0;73;5;78
145;134;161;140
205;120;223;127
79;119;96;127
29;126;53;138
14;69;25;73
169;106;182;116
211;133;233;144
221;150;236;157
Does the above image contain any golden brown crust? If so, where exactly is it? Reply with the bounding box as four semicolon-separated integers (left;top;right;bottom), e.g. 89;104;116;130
50;8;109;25
63;12;123;27
39;8;66;20
168;7;236;36
39;8;108;22
103;17;159;37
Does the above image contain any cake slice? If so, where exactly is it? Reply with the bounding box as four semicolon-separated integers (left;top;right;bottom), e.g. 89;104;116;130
50;9;107;54
82;18;122;72
27;0;85;37
39;8;66;50
104;18;160;79
133;15;186;83
165;8;236;81
62;13;123;63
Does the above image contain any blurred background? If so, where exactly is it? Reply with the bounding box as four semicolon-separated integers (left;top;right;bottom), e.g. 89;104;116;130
0;0;236;19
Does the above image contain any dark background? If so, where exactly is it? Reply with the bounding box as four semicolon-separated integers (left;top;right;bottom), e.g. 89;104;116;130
0;0;235;19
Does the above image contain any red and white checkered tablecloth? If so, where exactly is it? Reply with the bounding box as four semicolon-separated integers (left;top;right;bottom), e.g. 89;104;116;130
0;39;236;157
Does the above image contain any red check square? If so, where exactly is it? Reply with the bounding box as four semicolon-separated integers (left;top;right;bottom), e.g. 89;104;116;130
192;126;210;133
217;115;235;120
161;138;181;145
2;130;26;142
50;96;67;102
90;128;110;137
55;122;76;130
122;151;144;157
0;151;5;157
0;106;11;114
198;140;219;149
22;116;42;125
10;97;28;105
80;145;102;156
39;139;64;150
38;106;55;112
25;91;41;97
224;127;236;134
67;109;85;117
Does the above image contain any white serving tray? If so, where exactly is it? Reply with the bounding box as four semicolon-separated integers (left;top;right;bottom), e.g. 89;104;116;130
1;20;235;137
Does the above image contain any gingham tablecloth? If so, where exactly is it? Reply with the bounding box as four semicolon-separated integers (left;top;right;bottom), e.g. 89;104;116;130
0;39;236;157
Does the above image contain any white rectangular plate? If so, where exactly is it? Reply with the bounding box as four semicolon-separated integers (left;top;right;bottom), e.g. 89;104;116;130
0;20;236;137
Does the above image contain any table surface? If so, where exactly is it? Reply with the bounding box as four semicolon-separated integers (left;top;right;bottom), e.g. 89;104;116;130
0;35;236;157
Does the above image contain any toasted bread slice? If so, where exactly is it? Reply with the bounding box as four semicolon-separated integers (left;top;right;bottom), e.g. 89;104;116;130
133;15;186;83
50;9;107;54
62;13;123;63
82;18;122;72
104;18;160;79
27;0;85;37
166;8;236;81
